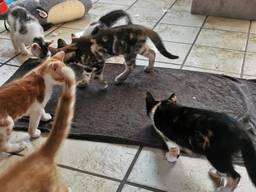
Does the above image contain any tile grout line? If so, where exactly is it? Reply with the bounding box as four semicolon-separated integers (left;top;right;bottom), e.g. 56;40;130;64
58;164;121;183
152;0;178;30
126;182;167;192
116;146;143;192
240;20;252;78
126;0;139;10
180;15;208;69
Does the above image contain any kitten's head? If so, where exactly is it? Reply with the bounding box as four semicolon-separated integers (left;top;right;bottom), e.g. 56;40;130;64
146;92;177;116
31;37;53;58
38;51;75;85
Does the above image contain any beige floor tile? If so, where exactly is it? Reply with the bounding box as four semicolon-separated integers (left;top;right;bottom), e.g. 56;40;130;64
161;9;205;27
138;40;191;65
89;2;128;16
154;23;200;44
122;185;152;192
98;0;136;5
128;147;214;192
134;0;175;9
247;33;256;53
0;65;18;86
204;16;250;33
243;52;256;76
196;29;247;51
57;139;138;179
171;0;192;12
128;147;255;192
136;59;181;69
250;21;256;34
185;45;244;74
6;54;30;66
183;66;241;78
62;15;94;30
0;39;16;63
60;168;120;192
127;7;165;29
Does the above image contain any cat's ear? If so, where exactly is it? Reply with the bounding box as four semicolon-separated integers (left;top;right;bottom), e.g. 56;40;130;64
45;40;54;47
52;51;65;61
146;92;155;102
57;39;68;48
31;43;42;57
168;93;176;104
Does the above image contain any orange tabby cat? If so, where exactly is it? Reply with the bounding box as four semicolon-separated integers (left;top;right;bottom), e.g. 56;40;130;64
0;52;76;191
0;51;73;153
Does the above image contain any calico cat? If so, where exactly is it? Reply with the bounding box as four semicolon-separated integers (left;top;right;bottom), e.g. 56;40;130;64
0;51;71;153
7;6;51;58
82;9;132;36
0;56;76;192
49;24;179;89
146;92;256;191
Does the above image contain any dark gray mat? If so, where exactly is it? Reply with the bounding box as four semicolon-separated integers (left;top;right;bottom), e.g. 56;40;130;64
6;58;256;164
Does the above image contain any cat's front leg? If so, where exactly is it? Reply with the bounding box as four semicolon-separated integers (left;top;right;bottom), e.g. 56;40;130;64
19;43;30;55
28;108;42;139
115;54;136;84
165;141;180;163
77;70;92;88
10;34;20;54
94;68;108;89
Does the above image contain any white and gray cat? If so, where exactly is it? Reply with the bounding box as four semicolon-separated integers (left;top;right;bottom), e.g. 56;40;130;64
7;6;51;58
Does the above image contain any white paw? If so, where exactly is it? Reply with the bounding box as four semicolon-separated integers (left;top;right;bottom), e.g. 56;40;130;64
21;49;29;55
165;152;179;163
30;129;41;139
41;113;52;121
77;80;88;88
68;187;72;192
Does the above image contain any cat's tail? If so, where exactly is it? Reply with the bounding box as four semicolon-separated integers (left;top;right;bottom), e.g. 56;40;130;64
145;28;179;59
40;66;76;159
241;135;256;186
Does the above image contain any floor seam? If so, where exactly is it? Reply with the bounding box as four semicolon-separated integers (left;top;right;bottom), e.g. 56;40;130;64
240;20;252;78
126;0;139;10
180;15;208;69
115;146;143;192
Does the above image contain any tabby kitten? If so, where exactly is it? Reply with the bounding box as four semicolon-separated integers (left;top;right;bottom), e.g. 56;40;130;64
0;58;76;192
0;51;69;153
146;92;256;191
49;24;179;89
7;6;50;58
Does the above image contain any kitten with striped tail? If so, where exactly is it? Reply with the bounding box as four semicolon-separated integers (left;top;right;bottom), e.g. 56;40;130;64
0;52;76;192
146;92;256;191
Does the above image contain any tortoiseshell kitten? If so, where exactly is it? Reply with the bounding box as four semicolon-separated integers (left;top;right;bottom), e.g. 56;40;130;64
49;24;179;89
146;92;256;191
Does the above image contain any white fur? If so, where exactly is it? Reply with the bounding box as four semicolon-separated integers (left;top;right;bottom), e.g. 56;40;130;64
150;102;180;163
81;22;100;36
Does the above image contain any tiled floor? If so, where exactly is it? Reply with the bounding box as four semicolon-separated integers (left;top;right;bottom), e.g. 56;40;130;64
0;0;255;191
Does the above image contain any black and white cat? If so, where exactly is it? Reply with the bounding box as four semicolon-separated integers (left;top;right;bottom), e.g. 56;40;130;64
7;6;51;58
146;92;256;191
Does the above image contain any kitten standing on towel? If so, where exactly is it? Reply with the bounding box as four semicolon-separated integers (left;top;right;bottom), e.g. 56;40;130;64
0;54;76;192
146;92;256;191
0;51;71;153
49;24;179;89
7;6;51;58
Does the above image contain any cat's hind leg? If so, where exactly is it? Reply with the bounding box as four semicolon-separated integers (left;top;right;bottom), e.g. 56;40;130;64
207;155;241;191
0;116;26;153
10;34;20;54
139;45;156;73
115;54;136;84
77;70;93;88
94;68;108;89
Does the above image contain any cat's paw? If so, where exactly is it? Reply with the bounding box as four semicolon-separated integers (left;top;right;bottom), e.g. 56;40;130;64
77;80;88;88
165;152;179;163
30;129;41;139
144;66;153;73
41;113;52;121
20;49;29;55
114;77;124;85
5;142;27;153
